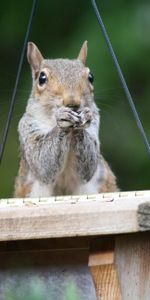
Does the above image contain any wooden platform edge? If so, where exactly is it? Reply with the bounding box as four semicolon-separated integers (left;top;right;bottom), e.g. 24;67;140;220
0;190;150;241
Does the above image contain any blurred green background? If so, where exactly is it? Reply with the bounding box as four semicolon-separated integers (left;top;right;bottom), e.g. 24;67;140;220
0;0;150;198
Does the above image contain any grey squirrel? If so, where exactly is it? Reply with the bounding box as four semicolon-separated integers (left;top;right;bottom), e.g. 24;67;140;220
14;41;118;197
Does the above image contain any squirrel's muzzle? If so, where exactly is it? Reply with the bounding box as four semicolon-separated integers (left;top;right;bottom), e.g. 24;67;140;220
63;93;81;110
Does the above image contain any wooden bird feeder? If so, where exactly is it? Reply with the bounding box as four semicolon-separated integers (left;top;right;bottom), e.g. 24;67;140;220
0;190;150;299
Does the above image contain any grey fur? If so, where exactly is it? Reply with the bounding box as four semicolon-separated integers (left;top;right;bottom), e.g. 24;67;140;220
72;129;99;182
19;114;71;184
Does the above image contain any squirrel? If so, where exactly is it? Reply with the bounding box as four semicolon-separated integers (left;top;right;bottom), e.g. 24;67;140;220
14;41;118;197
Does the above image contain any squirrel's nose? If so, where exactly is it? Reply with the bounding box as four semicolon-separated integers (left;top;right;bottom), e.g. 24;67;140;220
63;93;81;109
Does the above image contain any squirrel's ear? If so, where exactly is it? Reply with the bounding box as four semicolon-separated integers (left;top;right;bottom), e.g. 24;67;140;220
27;42;43;75
77;41;88;64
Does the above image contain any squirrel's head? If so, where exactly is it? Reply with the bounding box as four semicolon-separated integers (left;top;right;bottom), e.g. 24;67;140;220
27;41;94;110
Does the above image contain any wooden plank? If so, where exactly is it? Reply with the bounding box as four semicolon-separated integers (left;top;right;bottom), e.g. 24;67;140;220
0;236;91;252
115;232;150;300
0;190;149;241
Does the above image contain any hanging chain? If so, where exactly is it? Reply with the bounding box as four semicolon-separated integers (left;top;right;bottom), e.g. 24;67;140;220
91;0;150;156
0;0;39;164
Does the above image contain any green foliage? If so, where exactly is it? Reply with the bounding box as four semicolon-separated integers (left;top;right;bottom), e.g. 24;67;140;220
0;0;150;197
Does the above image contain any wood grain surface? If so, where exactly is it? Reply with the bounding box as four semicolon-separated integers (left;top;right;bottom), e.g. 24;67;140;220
91;265;121;300
0;191;149;241
115;232;150;300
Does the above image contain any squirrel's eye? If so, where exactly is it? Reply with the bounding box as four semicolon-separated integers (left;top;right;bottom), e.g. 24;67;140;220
88;72;94;84
39;72;47;85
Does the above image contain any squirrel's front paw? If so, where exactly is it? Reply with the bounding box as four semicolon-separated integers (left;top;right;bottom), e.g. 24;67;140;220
77;107;92;128
56;107;80;128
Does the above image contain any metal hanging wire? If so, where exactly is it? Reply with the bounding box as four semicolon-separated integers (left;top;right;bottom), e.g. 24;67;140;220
0;0;39;164
91;0;150;156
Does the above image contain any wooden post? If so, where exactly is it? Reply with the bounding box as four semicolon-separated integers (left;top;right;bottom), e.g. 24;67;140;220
89;237;121;300
115;232;150;300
